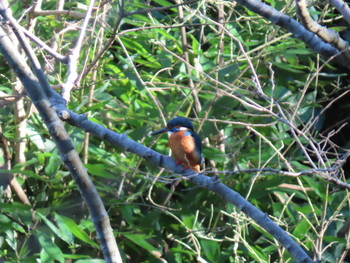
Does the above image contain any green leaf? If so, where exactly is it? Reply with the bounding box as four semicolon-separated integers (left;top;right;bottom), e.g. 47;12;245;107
37;212;75;245
292;218;310;237
39;235;64;263
200;239;220;262
45;151;61;176
272;62;305;73
123;233;160;254
119;205;134;226
86;164;116;178
203;147;226;163
37;213;73;245
58;215;99;248
75;260;105;263
284;48;313;55
26;122;46;151
152;0;173;7
246;244;268;261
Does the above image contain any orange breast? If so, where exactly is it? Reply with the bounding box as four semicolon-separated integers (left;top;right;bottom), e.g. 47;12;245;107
168;130;201;171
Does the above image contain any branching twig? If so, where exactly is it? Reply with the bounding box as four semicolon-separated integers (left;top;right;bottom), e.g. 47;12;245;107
0;90;26;107
21;26;67;63
82;1;123;78
83;4;106;164
175;0;202;113
61;0;95;101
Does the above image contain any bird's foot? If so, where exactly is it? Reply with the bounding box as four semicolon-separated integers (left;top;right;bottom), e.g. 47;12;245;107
175;161;191;171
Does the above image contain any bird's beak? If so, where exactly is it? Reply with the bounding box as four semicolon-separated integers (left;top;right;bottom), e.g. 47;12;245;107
149;127;168;136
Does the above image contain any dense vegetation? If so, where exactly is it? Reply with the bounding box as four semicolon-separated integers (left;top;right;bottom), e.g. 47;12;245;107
1;0;350;262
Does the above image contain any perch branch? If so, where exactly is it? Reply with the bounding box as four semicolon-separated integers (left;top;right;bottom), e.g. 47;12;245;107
59;109;314;263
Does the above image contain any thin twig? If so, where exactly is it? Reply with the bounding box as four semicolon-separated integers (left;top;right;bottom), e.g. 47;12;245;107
61;0;96;101
21;26;67;63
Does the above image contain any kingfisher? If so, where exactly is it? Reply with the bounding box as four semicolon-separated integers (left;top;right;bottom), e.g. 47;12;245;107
150;117;203;172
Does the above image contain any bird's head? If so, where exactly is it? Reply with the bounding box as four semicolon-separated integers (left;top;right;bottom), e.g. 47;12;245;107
150;117;195;135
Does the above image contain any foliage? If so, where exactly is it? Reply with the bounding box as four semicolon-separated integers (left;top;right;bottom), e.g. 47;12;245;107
1;0;350;262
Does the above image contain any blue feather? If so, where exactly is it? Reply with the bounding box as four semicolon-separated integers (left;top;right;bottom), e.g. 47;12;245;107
191;131;203;164
184;130;192;136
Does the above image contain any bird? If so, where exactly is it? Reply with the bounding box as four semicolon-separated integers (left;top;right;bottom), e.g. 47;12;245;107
150;117;203;172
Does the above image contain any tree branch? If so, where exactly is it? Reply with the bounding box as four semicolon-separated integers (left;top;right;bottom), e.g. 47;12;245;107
235;0;348;68
175;0;202;113
21;26;67;63
30;9;87;19
61;0;96;101
329;0;350;25
296;0;350;61
0;4;122;262
60;110;314;263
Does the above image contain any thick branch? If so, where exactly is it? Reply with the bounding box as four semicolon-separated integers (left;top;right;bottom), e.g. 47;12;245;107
235;0;348;68
329;0;350;24
0;4;122;263
296;0;350;60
